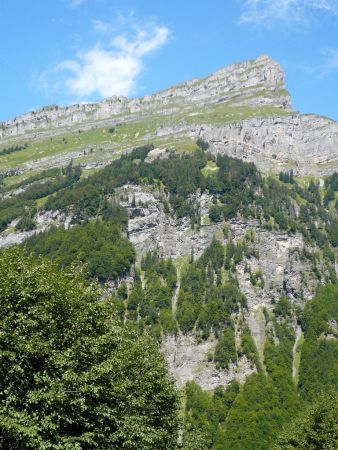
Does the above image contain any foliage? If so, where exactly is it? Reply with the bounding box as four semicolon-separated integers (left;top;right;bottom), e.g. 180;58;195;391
0;143;28;156
15;214;36;231
273;295;292;319
274;389;338;450
214;328;237;369
113;252;178;338
240;327;260;368
176;238;246;339
24;219;135;282
224;373;289;450
183;381;239;449
196;138;209;151
212;315;301;449
299;284;338;399
0;248;179;449
264;320;300;419
278;169;294;184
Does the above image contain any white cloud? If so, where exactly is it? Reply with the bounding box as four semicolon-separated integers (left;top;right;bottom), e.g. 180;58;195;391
239;0;338;26
39;22;170;100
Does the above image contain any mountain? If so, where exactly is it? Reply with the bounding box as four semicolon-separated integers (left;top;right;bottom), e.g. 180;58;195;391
1;54;338;178
0;55;337;449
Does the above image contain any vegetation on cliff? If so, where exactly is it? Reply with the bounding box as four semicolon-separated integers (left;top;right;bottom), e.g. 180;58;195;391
181;282;337;449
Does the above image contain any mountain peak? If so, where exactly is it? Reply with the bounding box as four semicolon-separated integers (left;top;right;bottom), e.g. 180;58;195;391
1;54;337;178
0;55;293;140
256;53;274;61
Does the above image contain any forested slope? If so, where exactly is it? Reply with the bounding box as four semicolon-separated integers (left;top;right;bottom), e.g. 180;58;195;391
0;142;337;449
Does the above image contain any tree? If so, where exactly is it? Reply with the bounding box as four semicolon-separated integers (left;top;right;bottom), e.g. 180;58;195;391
196;138;209;151
24;220;135;283
274;389;338;449
224;373;285;450
209;204;222;222
0;248;179;449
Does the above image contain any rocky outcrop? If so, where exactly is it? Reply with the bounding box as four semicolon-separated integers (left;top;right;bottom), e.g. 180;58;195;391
0;228;36;248
200;114;338;175
0;210;71;249
162;334;256;390
117;184;220;260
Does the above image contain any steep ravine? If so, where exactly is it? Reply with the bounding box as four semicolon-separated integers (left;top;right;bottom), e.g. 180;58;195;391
292;324;303;384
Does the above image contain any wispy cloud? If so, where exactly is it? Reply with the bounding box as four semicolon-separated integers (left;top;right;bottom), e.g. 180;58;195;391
295;48;338;78
321;48;338;75
92;19;113;34
239;0;338;26
68;0;85;7
37;19;170;101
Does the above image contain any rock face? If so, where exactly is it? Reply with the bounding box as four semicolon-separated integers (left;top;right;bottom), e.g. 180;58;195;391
117;185;220;260
119;185;317;307
228;220;316;354
162;334;256;390
0;210;71;249
115;185;320;388
200;114;338;175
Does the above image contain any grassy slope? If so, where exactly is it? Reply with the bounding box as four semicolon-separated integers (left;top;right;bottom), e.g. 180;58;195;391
0;94;290;177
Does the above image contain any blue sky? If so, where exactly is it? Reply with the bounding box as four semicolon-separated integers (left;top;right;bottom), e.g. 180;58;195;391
1;0;338;121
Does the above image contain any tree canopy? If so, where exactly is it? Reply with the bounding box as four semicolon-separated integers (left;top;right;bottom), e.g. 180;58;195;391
25;219;135;283
0;248;179;449
274;389;338;450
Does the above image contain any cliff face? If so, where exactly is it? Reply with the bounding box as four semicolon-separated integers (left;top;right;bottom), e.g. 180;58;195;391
114;185;320;390
202;114;338;174
196;114;338;175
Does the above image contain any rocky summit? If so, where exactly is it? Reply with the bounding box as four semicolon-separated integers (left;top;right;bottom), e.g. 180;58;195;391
1;54;338;177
